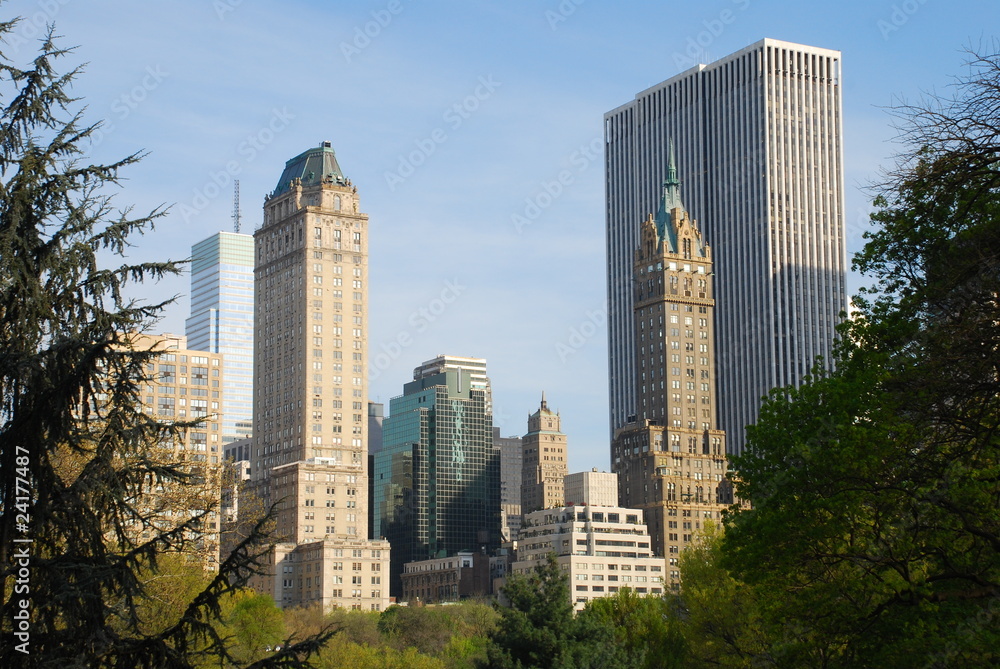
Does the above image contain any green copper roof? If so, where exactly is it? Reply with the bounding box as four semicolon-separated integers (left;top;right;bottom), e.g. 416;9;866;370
653;140;706;257
654;140;684;252
272;141;344;196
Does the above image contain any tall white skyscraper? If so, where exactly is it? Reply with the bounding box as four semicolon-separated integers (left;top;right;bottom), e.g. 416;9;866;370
605;38;847;455
186;231;255;443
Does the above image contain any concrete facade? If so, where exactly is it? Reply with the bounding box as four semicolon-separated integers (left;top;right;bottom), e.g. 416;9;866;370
494;427;523;541
565;469;618;507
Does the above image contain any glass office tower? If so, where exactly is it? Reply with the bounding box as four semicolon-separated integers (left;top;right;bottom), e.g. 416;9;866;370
186;231;255;443
375;357;500;597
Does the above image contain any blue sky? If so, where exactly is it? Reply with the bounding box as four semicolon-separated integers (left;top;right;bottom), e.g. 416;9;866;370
7;0;996;470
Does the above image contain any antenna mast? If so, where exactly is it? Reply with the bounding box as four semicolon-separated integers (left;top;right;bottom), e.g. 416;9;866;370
232;180;242;233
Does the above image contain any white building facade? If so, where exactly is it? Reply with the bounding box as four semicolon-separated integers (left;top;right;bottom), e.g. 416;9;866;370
564;469;618;508
513;505;666;611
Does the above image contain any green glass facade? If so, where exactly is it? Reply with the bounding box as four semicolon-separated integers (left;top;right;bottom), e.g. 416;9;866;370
374;368;500;597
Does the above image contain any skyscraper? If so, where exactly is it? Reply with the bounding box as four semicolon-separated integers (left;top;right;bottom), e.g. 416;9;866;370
493;426;523;540
186;231;255;443
374;356;500;597
520;393;568;515
248;142;389;612
610;160;732;588
605;39;847;455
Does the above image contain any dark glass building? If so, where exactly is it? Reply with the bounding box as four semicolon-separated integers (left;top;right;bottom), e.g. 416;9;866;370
373;356;500;597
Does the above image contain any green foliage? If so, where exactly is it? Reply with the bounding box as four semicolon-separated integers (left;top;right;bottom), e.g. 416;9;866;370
378;605;454;655
301;601;495;669
316;636;448;669
223;592;288;665
578;587;686;669
485;554;635;669
713;47;1000;668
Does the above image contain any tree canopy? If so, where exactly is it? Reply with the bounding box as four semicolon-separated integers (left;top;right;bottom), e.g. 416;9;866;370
715;46;1000;668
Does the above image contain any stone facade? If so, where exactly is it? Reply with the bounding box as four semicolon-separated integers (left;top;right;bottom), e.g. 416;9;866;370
610;152;734;590
520;394;567;515
400;551;492;604
513;505;666;611
131;332;225;570
249;143;390;611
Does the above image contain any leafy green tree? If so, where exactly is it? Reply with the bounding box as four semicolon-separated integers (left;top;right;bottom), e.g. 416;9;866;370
486;554;633;669
316;637;447;669
718;48;1000;668
578;587;686;669
224;592;288;665
0;18;331;667
378;605;454;656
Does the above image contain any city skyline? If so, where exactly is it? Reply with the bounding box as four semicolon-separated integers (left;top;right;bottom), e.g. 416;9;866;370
21;0;996;471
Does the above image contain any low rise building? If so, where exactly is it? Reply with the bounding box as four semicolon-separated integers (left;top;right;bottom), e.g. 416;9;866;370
252;538;390;612
400;551;492;604
512;504;666;611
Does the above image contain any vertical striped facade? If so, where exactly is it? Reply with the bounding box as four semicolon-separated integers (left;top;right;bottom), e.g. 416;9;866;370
186;232;255;444
605;39;847;455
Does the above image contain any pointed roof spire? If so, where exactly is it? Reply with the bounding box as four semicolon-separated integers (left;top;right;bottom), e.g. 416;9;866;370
653;138;685;251
540;391;547;411
662;138;684;213
665;138;679;189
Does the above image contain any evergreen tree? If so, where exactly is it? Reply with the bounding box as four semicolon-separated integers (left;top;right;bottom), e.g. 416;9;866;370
486;554;634;669
0;19;331;667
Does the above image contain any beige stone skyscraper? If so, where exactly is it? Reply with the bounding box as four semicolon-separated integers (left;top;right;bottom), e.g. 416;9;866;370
249;142;389;612
611;150;733;590
520;394;567;514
